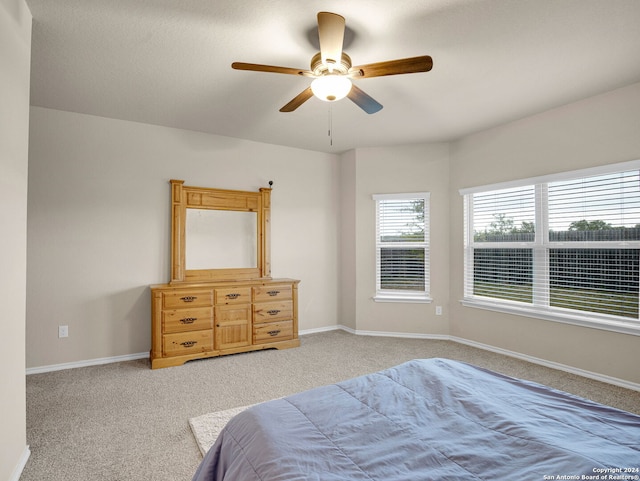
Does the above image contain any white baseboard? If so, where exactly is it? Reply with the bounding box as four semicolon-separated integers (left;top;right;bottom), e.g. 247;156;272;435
303;325;640;392
347;327;449;341
299;325;345;335
26;352;149;375
9;445;30;481
301;324;450;340
25;328;640;392
450;336;640;392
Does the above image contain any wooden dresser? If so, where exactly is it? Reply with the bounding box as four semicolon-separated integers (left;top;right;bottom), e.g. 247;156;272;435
150;180;300;369
150;278;299;369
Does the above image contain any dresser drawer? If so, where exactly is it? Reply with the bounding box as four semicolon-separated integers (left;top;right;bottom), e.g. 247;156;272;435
253;300;293;323
253;320;293;344
163;330;213;357
253;284;293;302
162;307;213;334
214;287;252;305
162;289;213;309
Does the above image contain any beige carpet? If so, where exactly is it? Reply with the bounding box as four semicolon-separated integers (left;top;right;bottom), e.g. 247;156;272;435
189;404;254;456
22;331;640;481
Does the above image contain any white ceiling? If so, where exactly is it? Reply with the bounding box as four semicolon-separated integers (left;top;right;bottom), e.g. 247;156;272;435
25;0;640;154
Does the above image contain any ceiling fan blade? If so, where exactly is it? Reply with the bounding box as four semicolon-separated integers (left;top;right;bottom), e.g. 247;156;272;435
232;62;313;77
317;12;345;67
279;87;314;112
351;55;433;78
347;84;383;114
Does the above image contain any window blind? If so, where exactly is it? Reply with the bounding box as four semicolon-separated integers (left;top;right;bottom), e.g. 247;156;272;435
548;170;640;241
374;193;429;299
472;186;536;243
549;248;639;318
464;165;640;326
473;248;533;303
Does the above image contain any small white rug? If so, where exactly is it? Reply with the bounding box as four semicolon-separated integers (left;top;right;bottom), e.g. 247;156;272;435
189;404;254;456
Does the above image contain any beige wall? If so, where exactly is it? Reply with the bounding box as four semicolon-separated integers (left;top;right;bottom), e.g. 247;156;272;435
349;143;451;335
1;0;31;478
26;107;340;368
449;82;640;384
338;150;357;330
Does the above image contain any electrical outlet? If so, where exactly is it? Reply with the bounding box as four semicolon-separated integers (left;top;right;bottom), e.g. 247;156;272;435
435;306;443;316
58;325;69;338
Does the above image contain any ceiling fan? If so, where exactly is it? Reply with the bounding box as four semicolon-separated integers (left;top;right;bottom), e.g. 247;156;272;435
231;12;433;114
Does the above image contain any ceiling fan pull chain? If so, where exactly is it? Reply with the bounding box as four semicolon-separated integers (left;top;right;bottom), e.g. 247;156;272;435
328;104;333;146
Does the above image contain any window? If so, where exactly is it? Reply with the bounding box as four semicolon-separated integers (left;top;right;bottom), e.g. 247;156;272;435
461;160;640;335
373;193;430;302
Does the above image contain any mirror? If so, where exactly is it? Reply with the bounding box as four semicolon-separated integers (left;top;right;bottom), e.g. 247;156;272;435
169;180;271;283
185;209;257;269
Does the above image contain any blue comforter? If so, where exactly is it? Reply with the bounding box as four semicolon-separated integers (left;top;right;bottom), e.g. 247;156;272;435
193;358;640;480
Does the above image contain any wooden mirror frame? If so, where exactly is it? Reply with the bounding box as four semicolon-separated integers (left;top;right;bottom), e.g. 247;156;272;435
169;180;271;284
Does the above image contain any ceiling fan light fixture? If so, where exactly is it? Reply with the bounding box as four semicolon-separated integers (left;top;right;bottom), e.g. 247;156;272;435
311;75;352;102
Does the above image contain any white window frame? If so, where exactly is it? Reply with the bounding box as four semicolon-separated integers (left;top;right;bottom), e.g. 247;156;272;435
373;192;431;303
460;159;640;336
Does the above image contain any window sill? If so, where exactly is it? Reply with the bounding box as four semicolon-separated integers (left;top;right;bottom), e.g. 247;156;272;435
373;294;432;304
460;298;640;337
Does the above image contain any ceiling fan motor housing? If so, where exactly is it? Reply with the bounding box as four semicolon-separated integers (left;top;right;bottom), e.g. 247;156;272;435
311;52;352;76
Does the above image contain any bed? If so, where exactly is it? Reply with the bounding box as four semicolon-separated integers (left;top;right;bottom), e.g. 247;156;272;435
192;358;640;481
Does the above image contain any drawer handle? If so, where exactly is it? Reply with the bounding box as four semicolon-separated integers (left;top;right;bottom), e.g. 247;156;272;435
267;309;280;315
267;330;281;336
180;317;196;324
180;296;197;303
225;293;241;299
267;290;280;296
180;340;197;347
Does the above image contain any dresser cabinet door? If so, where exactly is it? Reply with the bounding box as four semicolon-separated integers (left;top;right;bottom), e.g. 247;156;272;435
215;304;251;350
